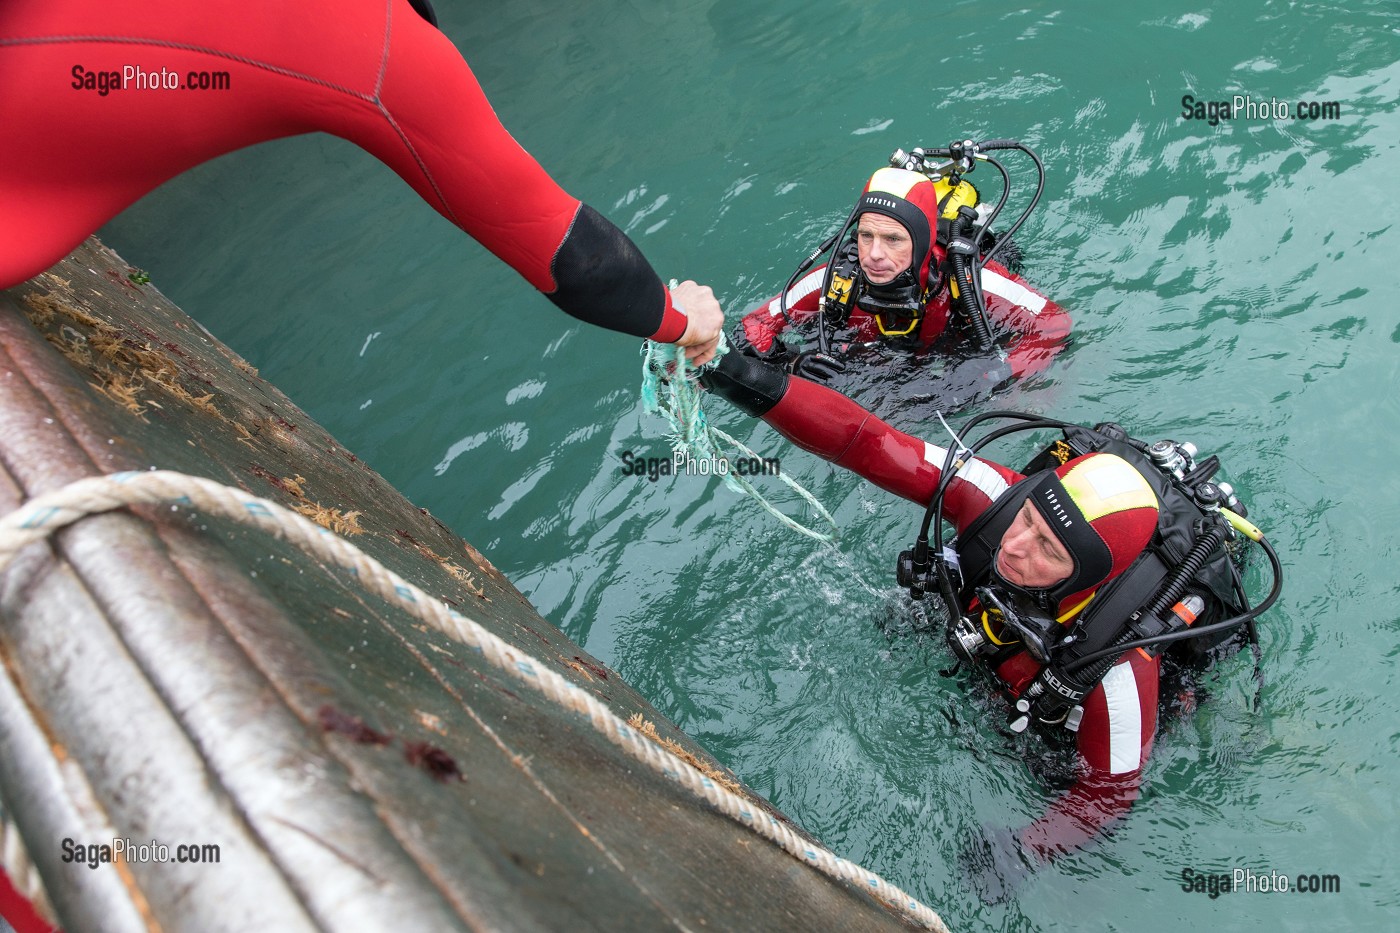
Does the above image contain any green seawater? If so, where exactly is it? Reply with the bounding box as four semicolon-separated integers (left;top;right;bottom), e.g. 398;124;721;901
101;0;1399;928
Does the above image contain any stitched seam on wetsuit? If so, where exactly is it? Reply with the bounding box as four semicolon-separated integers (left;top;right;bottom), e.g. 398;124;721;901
372;0;393;98
5;26;463;230
366;0;458;226
0;35;376;100
546;203;584;296
376;104;460;227
832;412;874;465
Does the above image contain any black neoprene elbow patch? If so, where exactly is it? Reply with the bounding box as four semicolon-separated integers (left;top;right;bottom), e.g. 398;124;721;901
546;204;666;338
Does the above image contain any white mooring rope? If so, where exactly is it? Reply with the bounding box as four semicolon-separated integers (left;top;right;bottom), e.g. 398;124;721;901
0;471;948;932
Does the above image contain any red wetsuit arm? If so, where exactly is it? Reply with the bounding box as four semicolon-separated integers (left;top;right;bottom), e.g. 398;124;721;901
371;14;685;340
762;376;1022;528
740;265;827;353
1009;650;1160;860
0;0;685;340
979;263;1071;379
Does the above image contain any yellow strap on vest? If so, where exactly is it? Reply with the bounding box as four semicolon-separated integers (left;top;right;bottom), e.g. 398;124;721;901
978;590;1098;648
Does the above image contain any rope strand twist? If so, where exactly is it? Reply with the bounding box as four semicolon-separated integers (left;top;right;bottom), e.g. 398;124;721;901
640;333;838;544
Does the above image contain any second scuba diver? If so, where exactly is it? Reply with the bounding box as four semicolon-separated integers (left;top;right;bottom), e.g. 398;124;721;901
738;142;1070;411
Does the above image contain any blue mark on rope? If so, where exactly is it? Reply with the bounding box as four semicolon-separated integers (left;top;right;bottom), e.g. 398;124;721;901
173;495;192;505
618;725;631;739
394;584;415;602
663;768;678;779
740;810;752;822
111;472;140;483
868;878;879;888
243;501;272;518
515;660;537;678
805;849;817;861
20;507;60;529
701;777;712;789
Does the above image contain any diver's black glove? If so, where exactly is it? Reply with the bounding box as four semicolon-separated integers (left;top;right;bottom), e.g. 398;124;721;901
787;350;847;383
730;323;795;367
699;349;789;418
958;823;1033;905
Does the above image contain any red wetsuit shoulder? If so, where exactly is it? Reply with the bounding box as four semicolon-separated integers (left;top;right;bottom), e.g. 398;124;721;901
0;0;682;339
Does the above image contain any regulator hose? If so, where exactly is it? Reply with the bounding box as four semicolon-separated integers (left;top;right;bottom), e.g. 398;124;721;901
1062;535;1283;672
1024;526;1230;720
1139;523;1226;623
946;207;995;352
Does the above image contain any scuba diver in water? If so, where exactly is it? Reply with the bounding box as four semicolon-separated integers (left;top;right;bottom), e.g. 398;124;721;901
738;141;1069;409
0;0;722;364
701;352;1282;899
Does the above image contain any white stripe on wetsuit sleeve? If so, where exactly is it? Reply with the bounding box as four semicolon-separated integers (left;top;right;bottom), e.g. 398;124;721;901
922;442;1011;503
767;267;826;316
1100;662;1144;775
981;267;1048;315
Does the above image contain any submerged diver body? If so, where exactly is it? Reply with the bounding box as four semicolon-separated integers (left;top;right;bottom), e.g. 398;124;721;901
738;148;1069;410
702;352;1280;897
0;0;722;361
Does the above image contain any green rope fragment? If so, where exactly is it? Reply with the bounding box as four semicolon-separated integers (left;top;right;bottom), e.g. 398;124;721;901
640;325;838;545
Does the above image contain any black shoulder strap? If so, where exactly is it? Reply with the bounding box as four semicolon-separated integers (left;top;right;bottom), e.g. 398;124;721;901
1063;548;1172;660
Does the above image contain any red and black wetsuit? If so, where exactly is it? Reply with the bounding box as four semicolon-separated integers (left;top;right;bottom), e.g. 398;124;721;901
740;252;1070;380
0;0;688;342
760;375;1159;860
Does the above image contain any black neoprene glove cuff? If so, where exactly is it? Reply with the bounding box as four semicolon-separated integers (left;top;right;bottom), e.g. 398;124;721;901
700;350;790;418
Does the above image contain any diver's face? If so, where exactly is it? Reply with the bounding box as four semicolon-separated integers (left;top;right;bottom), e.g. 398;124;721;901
996;501;1074;590
856;212;914;284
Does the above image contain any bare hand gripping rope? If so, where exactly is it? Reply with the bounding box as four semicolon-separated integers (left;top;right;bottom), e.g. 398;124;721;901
0;471;944;931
